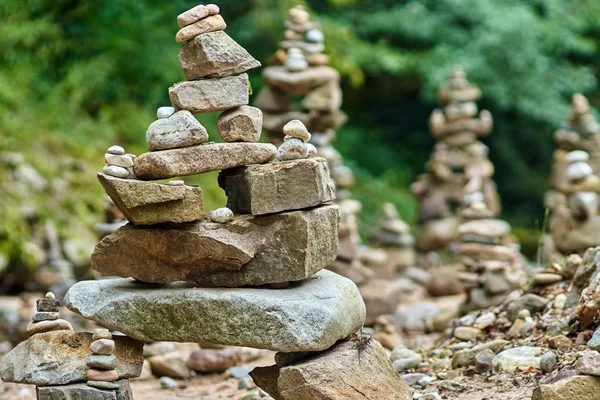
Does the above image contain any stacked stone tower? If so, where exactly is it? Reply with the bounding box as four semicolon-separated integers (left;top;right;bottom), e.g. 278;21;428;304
412;66;500;252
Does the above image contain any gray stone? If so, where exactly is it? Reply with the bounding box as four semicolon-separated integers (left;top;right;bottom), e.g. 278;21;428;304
133;142;276;180
146;110;208;151
217;106;262;142
169;74;250;114
541;351;558;373
218;158;335;216
474;348;495;373
65;270;365;352
175;14;226;43
157;106;175;119
391;347;422;371
277;138;310;161
97;173;203;225
250;340;412;400
492;346;543;373
91;205;338;286
179;31;260;79
588;328;600;351
263;66;340;95
103;165;130;179
107;146;125;155
86;381;121;390
507;294;549;321
451;340;509;368
33;311;59;321
576;350;600;376
37;383;119;400
37;296;61;312
0;331;143;386
87;354;117;370
209;207;233;223
228;366;252;378
454;326;483;342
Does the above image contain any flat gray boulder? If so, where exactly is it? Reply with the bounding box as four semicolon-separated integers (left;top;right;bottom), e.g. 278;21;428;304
65;270;365;352
91;204;338;286
169;74;249;114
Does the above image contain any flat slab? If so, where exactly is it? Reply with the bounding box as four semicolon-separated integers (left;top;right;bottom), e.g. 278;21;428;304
65;270;366;352
37;380;132;400
169;74;250;114
98;173;203;225
0;331;143;386
218;157;336;215
91;204;339;286
263;66;340;95
133;142;276;180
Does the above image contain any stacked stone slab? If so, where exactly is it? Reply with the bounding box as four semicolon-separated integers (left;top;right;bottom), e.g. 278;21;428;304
412;66;500;252
53;5;406;398
545;95;600;257
0;293;143;399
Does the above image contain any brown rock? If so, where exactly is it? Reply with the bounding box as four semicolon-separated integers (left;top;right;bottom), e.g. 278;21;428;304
532;374;600;400
187;348;241;373
91;204;339;286
87;368;118;382
169;74;250;114
218;158;336;216
359;279;405;326
451;340;509;368
177;4;217;28
250;339;412;400
175;14;226;42
458;243;516;262
263;65;340;95
97;173;203;225
179;31;261;79
90;339;115;355
133;142;276;180
148;352;191;379
217;106;263;142
27;319;73;336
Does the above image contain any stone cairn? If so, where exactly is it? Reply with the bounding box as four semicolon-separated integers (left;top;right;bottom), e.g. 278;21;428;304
412;66;500;254
1;292;143;399
370;203;416;273
545;94;600;258
23;4;410;399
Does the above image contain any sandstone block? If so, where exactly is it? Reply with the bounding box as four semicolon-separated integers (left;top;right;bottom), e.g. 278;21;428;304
217;105;263;142
169;74;250;114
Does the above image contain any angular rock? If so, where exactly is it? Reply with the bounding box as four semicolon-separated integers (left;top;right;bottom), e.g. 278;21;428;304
250;340;412;400
532;375;600;400
36;380;132;400
451;340;509;368
219;158;335;216
65;270;365;352
169;74;250;114
175;14;226;43
263;66;340;95
91;204;338;286
217;106;263;143
0;331;143;386
133;142;276;180
98;173;203;225
148;352;191;379
576;350;600;376
179;31;260;79
146;110;208;151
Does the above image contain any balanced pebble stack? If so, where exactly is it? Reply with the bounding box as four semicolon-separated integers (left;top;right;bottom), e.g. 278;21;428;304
87;329;119;390
103;145;136;179
26;292;73;336
370;203;416;271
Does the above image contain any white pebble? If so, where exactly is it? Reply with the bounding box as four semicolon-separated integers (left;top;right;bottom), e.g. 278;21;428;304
107;145;125;155
553;293;567;309
103;164;130;179
157;106;176;119
566;150;589;163
210;207;234;223
305;29;324;43
307;143;317;156
168;180;185;186
276;138;310;161
282;119;311;142
567;161;593;181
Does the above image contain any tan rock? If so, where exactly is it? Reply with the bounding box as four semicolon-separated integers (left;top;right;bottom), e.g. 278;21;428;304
169;74;250;114
458;219;511;238
133;142;276;180
217;106;263;142
532;374;600;400
145;110;208;151
87;368;119;382
253;85;292;113
97;173;203;225
250;339;413;400
175;14;226;42
360;279;405;326
90;339;115;355
27;319;73;336
187;348;242;373
302;81;342;112
177;5;211;28
458;243;516;262
179;32;261;79
263;65;340;95
218;158;335;216
149;352;191;379
104;154;134;168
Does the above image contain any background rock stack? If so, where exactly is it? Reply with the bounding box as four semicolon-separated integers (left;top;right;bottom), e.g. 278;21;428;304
52;4;409;398
370;203;416;272
545;95;600;258
412;66;500;254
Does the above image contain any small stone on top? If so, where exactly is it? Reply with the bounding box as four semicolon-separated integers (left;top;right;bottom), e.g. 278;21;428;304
46;292;55;299
107;145;125;156
157;106;176;119
283;119;311;142
92;328;112;341
177;4;220;28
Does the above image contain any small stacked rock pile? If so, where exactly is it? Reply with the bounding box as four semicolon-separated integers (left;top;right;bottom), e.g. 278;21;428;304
412;66;500;253
370;203;416;272
0;293;143;399
103;145;136;179
545;95;600;258
53;5;410;399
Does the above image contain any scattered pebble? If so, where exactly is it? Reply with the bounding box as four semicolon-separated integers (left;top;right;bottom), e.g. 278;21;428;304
159;376;178;389
540;351;558;373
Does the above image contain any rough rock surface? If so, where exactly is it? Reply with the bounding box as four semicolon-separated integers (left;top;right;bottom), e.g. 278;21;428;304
133;142;276;180
0;331;143;386
145;110;208;151
532;374;600;400
98;173;203;225
217;106;263;143
65;270;365;352
179;31;260;79
169;74;250;114
218;158;336;215
91;204;339;286
36;380;132;400
175;14;227;43
250;339;412;400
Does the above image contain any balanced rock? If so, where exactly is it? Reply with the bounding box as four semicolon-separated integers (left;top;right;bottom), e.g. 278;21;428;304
133;142;276;180
91;204;338;286
179;31;261;79
175;14;226;43
65;270;365;352
277;138;310;161
146;110;208;151
169;74;250;114
217;106;263;142
263;66;340;95
177;4;219;28
218;158;335;215
250;339;412;400
0;331;143;386
98;173;203;225
36;380;132;400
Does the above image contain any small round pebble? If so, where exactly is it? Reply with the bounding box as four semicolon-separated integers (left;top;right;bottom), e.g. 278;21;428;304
103;164;130;179
566;150;589;163
567;161;593;181
282;119;311;142
305;29;324;43
159;376;178;389
45;292;56;299
206;4;220;15
210;207;234;223
540;351;558;373
107;145;125;155
168;180;185;186
276;138;310;161
157;106;176;119
92;328;112;341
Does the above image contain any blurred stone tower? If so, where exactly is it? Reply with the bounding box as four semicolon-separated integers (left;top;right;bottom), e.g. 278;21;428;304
412;66;500;253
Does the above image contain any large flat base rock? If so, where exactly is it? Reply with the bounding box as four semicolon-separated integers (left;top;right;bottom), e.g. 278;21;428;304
218;157;336;215
91;204;339;286
0;331;143;386
133;142;276;180
37;380;132;400
65;270;365;352
250;339;412;400
98;173;203;225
